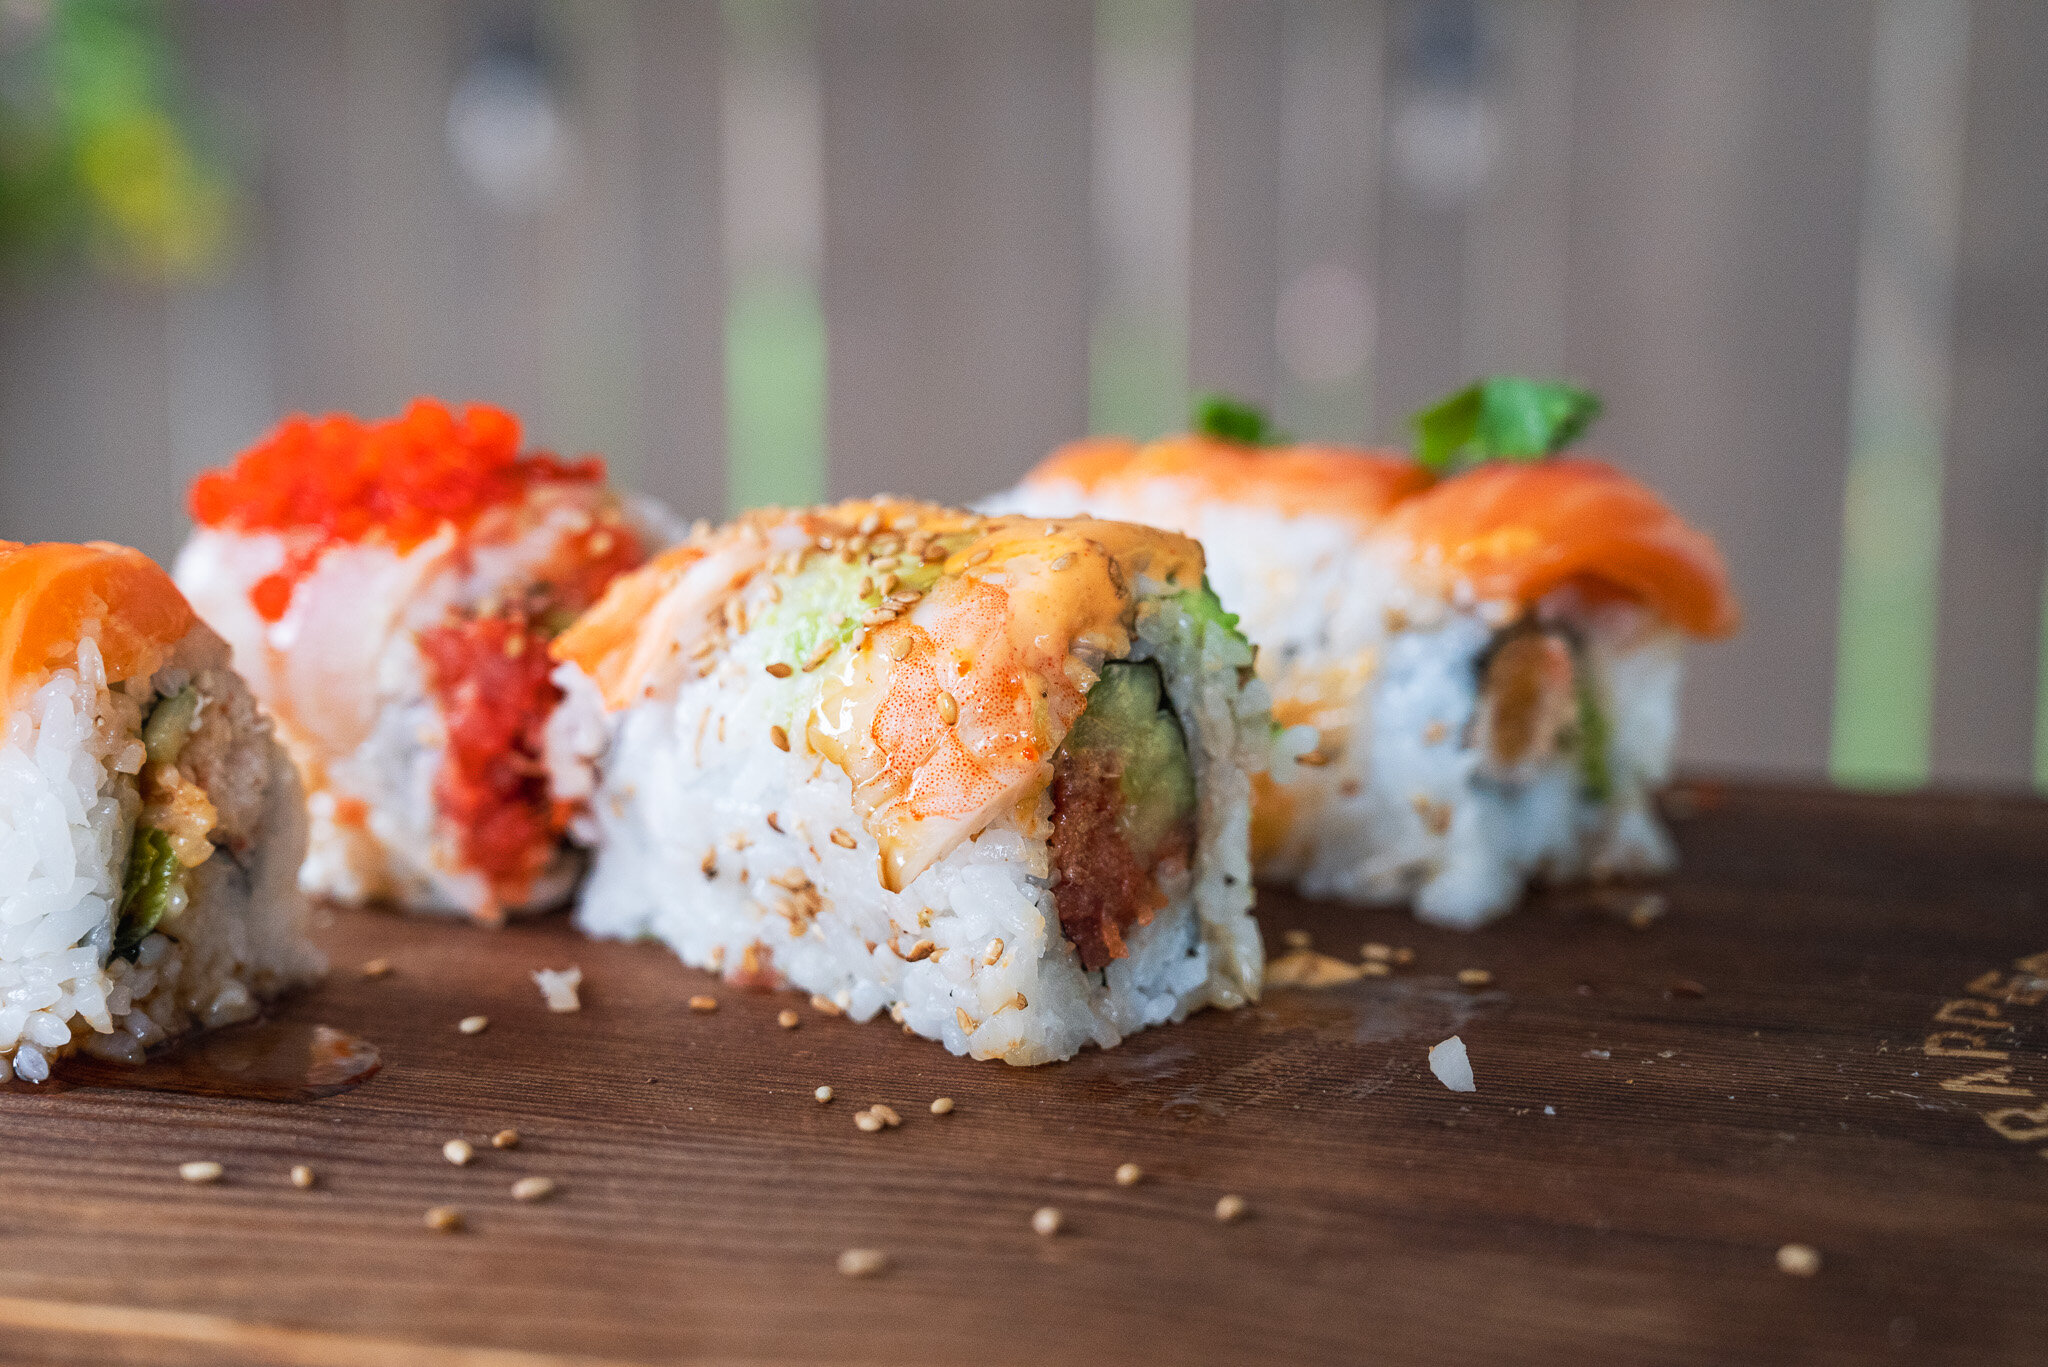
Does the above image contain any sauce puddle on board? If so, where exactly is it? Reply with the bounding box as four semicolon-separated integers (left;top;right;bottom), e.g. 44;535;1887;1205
14;1021;380;1101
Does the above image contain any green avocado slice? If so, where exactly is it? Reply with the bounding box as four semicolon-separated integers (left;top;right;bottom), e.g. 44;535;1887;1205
1062;661;1197;865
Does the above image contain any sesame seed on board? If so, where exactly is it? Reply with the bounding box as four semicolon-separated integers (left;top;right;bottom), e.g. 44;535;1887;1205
458;1016;488;1035
289;1165;316;1189
1215;1195;1248;1223
443;1139;475;1167
425;1206;464;1233
1115;1163;1143;1187
492;1129;521;1149
1032;1207;1064;1236
838;1248;887;1278
929;1097;954;1115
179;1161;223;1184
511;1176;557;1202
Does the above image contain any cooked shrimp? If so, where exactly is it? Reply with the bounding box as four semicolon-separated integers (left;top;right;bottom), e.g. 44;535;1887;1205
0;541;192;709
1386;458;1739;638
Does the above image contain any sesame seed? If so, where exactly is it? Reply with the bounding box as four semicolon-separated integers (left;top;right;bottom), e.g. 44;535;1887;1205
1360;961;1391;977
1362;943;1391;962
290;1165;315;1189
511;1176;557;1202
1392;947;1415;965
179;1160;223;1184
770;725;790;751
1115;1162;1143;1187
778;1009;800;1029
957;1006;978;1033
700;849;717;878
855;1111;883;1133
1456;969;1494;988
1776;1243;1822;1277
858;511;882;535
766;662;793;678
930;1097;954;1115
1032;1207;1064;1236
811;994;843;1016
936;692;958;724
861;607;897;627
857;575;874;598
830;828;857;849
443;1139;475;1167
966;548;991;567
905;938;935;962
459;1015;488;1035
884;634;912;661
503;633;526;659
1215;1194;1248;1223
360;957;392;978
838;1247;888;1278
815;1085;834;1103
922;542;949;562
425;1205;464;1233
1282;929;1312;949
588;530;616;556
766;811;784;833
690;995;718;1013
802;642;835;671
1295;750;1330;766
1049;554;1075;572
492;1129;520;1149
983;938;1004;965
870;1104;901;1128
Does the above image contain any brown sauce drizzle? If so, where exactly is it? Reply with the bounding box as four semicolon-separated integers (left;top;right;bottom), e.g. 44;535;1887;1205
10;1021;379;1101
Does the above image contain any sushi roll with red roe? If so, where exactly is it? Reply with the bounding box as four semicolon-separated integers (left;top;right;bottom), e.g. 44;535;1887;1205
174;399;677;923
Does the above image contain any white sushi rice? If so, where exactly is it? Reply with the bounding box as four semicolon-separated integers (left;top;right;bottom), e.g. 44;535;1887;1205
555;575;1269;1065
996;479;1685;929
175;489;681;919
0;625;321;1082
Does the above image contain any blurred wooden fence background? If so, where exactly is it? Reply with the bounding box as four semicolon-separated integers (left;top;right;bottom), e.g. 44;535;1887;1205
0;0;2043;791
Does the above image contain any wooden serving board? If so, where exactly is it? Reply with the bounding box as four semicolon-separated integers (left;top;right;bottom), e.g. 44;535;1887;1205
1;782;2044;1366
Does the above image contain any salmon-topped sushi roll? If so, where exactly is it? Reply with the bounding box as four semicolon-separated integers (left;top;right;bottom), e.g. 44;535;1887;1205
995;381;1738;927
174;399;678;923
547;500;1272;1064
0;541;320;1083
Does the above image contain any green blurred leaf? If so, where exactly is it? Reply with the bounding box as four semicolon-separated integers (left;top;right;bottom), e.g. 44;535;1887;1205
1192;393;1285;446
1410;376;1603;472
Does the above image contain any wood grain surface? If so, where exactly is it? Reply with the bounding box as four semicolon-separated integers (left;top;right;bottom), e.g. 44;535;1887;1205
2;781;2044;1366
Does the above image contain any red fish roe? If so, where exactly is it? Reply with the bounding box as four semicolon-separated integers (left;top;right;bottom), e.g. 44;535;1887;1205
189;398;607;622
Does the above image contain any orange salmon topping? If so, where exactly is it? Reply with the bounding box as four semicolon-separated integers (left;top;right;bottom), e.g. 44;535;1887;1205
1030;433;1433;525
0;541;192;709
188;398;609;622
1387;458;1739;638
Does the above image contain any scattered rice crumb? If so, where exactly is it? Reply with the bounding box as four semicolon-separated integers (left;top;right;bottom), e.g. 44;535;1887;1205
458;1016;489;1035
1543;1106;1556;1117
689;995;718;1013
815;1085;834;1103
1214;1195;1247;1223
443;1139;475;1167
838;1247;888;1278
179;1161;223;1184
1776;1243;1822;1277
532;967;583;1013
1115;1163;1142;1187
492;1129;520;1149
360;958;392;978
929;1097;954;1115
289;1165;315;1189
1429;1036;1477;1092
511;1176;557;1202
778;1009;801;1029
1282;929;1312;949
1032;1207;1064;1236
1456;968;1494;988
425;1206;463;1233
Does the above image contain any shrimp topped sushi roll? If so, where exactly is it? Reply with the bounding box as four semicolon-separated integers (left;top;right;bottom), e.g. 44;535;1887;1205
175;399;674;923
0;541;320;1083
549;500;1271;1064
998;381;1739;928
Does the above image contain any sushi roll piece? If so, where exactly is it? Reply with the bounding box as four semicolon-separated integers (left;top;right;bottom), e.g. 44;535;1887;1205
548;500;1271;1064
175;399;675;923
996;382;1739;928
0;541;321;1083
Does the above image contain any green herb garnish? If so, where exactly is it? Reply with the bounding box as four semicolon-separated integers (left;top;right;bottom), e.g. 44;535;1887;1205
1409;376;1602;473
1192;394;1284;447
113;826;180;960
